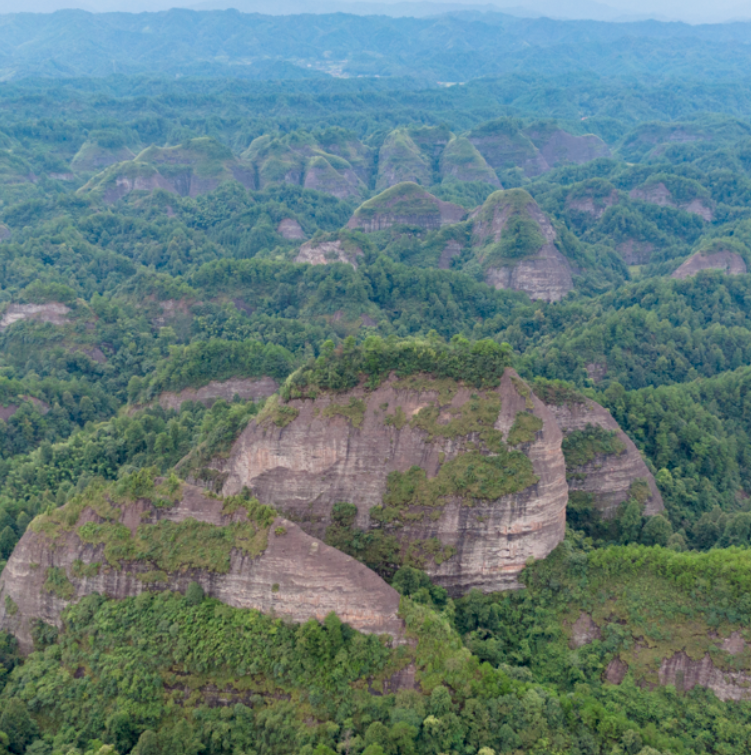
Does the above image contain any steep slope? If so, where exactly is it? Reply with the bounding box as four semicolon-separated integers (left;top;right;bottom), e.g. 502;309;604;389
0;478;404;653
244;130;369;199
70;139;135;173
470;189;574;302
525;123;611;168
439;135;501;186
78;137;256;202
533;380;664;518
347;182;465;232
629;176;714;221
376;129;433;191
468;119;549;178
672;247;748;279
218;357;568;595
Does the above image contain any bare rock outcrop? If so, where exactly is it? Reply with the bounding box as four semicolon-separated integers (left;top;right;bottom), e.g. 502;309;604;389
564;180;618;219
471;189;573;302
304;157;366;200
296;238;363;268
671;250;747;279
277;218;305;240
155;377;279;412
376;130;432;190
535;384;663;518
657;652;751;701
0;302;71;331
220;368;568;594
0;483;405;654
570;612;603;648
629;182;714;221
347;183;465;233
468;121;549;178
527;127;611;168
439;136;501;186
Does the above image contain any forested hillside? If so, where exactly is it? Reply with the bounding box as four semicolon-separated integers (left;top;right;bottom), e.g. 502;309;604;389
4;44;751;755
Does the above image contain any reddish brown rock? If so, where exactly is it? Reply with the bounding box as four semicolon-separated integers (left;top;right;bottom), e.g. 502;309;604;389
0;483;405;654
540;391;664;518
659;651;751;701
605;657;629;684
220;368;568;594
472;190;573;302
671;250;747;279
629;182;713;221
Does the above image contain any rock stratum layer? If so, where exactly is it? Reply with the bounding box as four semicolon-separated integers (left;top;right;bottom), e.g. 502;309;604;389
536;385;664;518
471;189;574;302
671;250;747;279
0;483;404;654
221;368;568;594
155;377;279;412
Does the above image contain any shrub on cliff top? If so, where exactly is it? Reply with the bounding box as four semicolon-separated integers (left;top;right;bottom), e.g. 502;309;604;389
281;336;513;398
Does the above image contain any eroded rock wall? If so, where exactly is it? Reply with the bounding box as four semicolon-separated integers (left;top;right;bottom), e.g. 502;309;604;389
221;368;568;594
0;484;404;654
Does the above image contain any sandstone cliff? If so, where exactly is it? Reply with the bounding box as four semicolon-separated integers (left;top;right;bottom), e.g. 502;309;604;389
564;179;619;219
468;120;548;178
347;183;465;233
0;480;404;654
79;137;256;202
629;180;714;221
277;218;305;240
526;126;611;168
439;136;501;187
220;368;568;594
154;377;279;412
470;189;574;302
671;249;747;279
376;129;433;191
533;381;664;518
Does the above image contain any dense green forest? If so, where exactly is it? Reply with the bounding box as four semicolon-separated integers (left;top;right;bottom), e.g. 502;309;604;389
6;51;751;755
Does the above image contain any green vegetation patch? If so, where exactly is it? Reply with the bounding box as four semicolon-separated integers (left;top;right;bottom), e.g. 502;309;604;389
321;397;366;428
531;378;586;407
354;182;439;220
507;411;543;445
374;447;538;525
562;424;626;470
283;336;512;398
405;538;457;569
43;567;75;600
256;394;299;428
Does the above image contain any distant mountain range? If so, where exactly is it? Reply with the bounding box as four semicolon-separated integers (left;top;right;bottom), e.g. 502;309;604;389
1;8;751;81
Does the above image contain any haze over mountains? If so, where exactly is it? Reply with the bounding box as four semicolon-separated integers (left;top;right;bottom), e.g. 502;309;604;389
4;8;751;81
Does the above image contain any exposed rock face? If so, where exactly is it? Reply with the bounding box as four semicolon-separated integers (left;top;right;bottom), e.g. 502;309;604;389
658;652;751;701
221;368;568;594
566;190;618;219
468;122;549;178
617;240;653;265
376;130;432;190
439;136;501;186
671;250;747;279
539;391;664;518
471;190;574;302
528;128;611;168
296;239;363;268
155;377;280;412
71;142;136;173
79;138;257;203
570;612;603;648
277;218;305;240
438;240;464;269
0;397;50;422
0;302;70;331
303;157;365;200
629;182;713;221
0;483;405;654
347;183;465;233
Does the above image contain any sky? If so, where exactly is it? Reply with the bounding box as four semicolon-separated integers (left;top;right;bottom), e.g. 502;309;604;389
0;0;749;23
